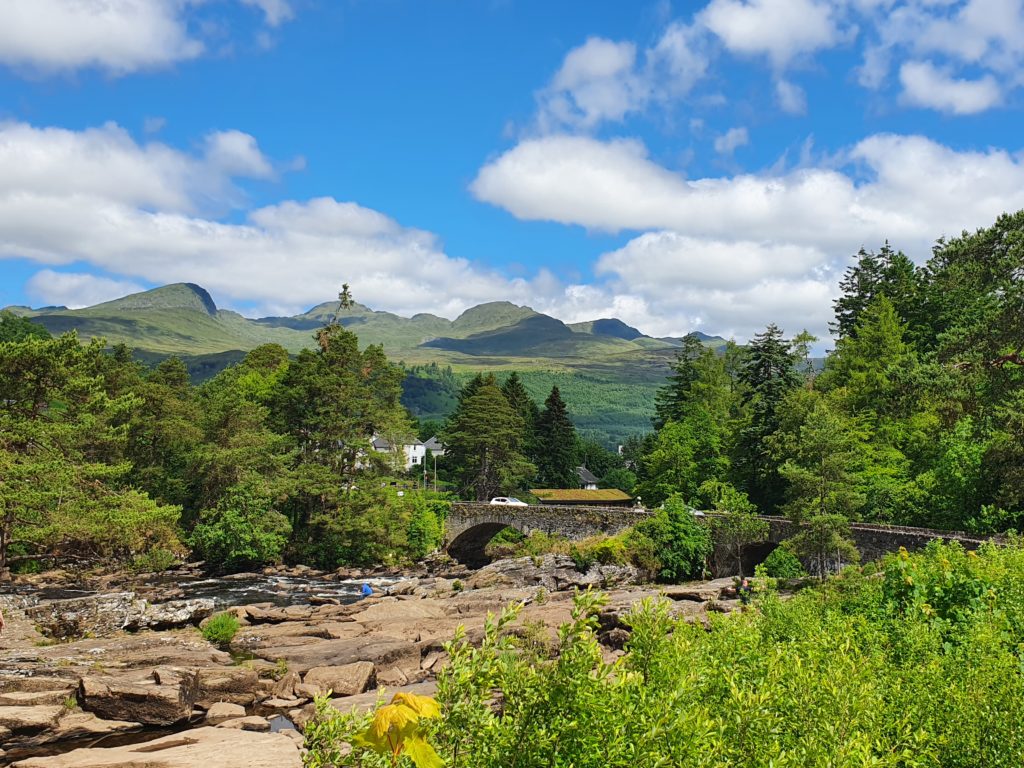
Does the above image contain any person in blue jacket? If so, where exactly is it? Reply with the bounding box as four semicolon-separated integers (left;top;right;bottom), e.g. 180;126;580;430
360;583;373;598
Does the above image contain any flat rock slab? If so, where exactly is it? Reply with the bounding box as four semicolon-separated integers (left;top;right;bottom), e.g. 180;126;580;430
10;725;302;768
216;716;271;732
252;637;419;675
204;702;246;725
0;706;63;733
13;712;141;747
0;691;74;707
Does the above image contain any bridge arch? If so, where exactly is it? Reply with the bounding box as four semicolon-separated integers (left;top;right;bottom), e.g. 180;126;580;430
447;522;523;568
445;502;652;568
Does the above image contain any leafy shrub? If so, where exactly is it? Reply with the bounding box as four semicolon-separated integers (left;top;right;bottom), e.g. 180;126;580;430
629;494;712;582
570;535;629;571
201;612;240;646
759;545;806;579
189;482;291;572
303;541;1024;768
131;547;178;573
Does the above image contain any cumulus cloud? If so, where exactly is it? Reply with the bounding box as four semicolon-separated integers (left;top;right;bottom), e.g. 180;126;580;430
25;271;147;309
471;131;1024;338
899;60;1002;114
700;0;844;68
857;0;1024;113
0;121;571;324
0;0;293;74
535;23;708;132
714;127;750;154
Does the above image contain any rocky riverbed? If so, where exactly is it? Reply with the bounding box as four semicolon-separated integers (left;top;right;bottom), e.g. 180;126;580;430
0;556;744;767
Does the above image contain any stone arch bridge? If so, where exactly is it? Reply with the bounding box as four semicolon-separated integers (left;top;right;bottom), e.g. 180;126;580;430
446;502;651;567
446;502;995;572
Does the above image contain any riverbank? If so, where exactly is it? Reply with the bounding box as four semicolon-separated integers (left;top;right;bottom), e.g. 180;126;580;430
0;556;746;766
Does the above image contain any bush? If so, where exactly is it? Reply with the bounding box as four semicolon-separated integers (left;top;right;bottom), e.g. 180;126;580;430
629;494;712;582
303;541;1024;768
759;546;806;579
202;612;240;646
570;535;629;572
189;483;291;572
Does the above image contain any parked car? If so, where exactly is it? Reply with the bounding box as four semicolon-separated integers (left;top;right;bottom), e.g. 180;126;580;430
489;496;528;506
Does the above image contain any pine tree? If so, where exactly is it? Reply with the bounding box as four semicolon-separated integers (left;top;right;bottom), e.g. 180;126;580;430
653;334;706;429
442;380;534;500
535;386;579;488
501;372;539;459
734;324;800;513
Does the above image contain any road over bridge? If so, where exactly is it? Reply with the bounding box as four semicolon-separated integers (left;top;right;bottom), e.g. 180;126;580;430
446;502;651;567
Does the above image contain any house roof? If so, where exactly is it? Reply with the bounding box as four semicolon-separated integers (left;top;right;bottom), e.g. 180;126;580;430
371;437;393;450
423;436;445;450
576;466;599;485
530;488;633;503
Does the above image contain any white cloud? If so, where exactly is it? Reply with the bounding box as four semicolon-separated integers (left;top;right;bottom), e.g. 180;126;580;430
899;60;1002;113
0;121;569;325
775;79;808;114
25;271;147;309
858;0;1024;112
535;24;708;132
0;0;293;75
537;38;646;131
700;0;844;68
471;131;1024;338
204;130;276;179
714;127;749;154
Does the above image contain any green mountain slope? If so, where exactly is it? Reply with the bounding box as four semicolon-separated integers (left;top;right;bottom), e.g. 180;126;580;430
8;283;721;444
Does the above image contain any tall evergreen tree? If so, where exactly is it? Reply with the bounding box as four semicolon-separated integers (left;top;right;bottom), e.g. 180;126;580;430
501;372;540;459
734;324;800;513
442;379;534;500
653;334;706;429
832;243;923;341
535;386;579;488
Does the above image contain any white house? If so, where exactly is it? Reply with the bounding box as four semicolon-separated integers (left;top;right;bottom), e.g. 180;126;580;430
370;435;446;471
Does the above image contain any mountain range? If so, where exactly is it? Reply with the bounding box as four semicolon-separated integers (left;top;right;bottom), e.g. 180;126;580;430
6;283;728;444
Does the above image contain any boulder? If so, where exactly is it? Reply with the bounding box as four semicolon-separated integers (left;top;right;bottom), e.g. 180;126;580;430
10;725;302;768
216;716;271;732
25;594;215;639
661;578;735;603
204;702;246;724
466;555;641;592
186;667;260;709
302;662;375;697
78;676;192;726
17;712;140;747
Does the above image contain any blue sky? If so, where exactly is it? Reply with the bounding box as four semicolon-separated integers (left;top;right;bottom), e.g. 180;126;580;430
1;0;1024;342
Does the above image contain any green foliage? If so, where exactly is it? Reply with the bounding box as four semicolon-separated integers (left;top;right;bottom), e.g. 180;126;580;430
784;514;860;578
0;310;51;342
630;495;712;582
202;612;241;646
189;482;292;572
534;385;578;488
758;545;806;579
305;544;1024;768
442;375;535;501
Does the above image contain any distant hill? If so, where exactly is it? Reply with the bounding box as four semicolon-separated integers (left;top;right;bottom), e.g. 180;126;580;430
7;283;730;445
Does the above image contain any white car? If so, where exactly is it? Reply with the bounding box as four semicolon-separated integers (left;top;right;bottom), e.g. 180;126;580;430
489;496;528;507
